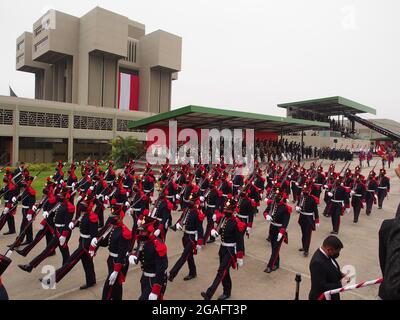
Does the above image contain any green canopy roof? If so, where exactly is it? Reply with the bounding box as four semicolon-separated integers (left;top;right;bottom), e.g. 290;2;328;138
129;105;329;133
277;96;376;116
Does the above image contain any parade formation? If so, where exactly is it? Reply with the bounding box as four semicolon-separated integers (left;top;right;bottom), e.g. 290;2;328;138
0;153;393;300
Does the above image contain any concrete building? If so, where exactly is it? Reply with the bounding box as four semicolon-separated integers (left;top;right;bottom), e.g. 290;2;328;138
1;7;182;165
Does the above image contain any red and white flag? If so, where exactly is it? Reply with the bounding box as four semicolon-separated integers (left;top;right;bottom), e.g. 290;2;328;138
377;144;386;157
118;71;139;111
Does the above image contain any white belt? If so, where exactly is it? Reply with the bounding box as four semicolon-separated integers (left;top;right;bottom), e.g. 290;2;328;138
200;189;206;191
109;252;118;258
184;230;197;235
207;204;216;208
222;194;228;197
166;196;174;199
80;189;85;192
233;184;240;187
367;190;375;192
314;183;322;186
331;200;344;205
353;194;362;197
22;205;29;209
116;203;124;206
237;214;249;220
66;186;73;189
80;234;90;239
106;181;113;184
378;187;387;189
300;211;314;216
123;185;129;188
221;242;236;247
144;272;156;278
271;222;283;227
133;208;142;212
183;198;191;203
55;224;65;228
144;189;152;193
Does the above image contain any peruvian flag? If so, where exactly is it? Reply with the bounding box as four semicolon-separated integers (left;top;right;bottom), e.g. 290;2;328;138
377;144;386;157
118;71;139;111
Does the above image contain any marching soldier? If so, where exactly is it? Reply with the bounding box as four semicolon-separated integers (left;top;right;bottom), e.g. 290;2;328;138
168;192;204;282
236;190;256;246
326;176;350;234
17;176;36;245
129;219;168;300
92;202;132;300
350;174;366;223
202;182;221;244
263;188;291;272
365;170;378;215
296;181;320;257
377;168;390;209
18;185;75;272
16;180;57;257
46;197;98;290
53;161;64;183
0;175;18;235
201;196;246;300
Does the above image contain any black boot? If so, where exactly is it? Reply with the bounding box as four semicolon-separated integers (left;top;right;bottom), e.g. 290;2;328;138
201;292;211;300
18;264;33;273
217;293;231;300
183;274;197;281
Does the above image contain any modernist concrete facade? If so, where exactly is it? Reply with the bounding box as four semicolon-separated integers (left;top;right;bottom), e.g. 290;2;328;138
3;7;182;165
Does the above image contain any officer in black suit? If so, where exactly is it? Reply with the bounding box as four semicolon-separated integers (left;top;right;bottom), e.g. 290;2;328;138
0;277;8;300
309;236;347;300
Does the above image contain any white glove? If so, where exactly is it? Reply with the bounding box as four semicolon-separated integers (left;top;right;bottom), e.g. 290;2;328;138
32;205;38;212
212;214;217;222
154;229;161;237
91;238;98;248
3;207;10;215
43;211;49;219
252;181;255;185
296;206;301;212
200;196;205;202
277;232;283;242
346;208;350;214
126;208;133;217
176;223;183;231
89;186;94;191
105;196;109;201
129;255;138;265
246;227;251;234
316;222;320;228
109;271;119;286
237;258;244;267
27;214;32;222
68;222;75;230
126;192;130;197
271;181;275;185
288;175;291;179
72;183;76;189
77;196;83;202
125;201;130;207
59;236;66;246
350;190;355;195
265;214;272;221
148;293;158;300
324;185;328;190
196;245;202;253
211;229;219;238
12;196;17;203
328;192;333;197
176;194;181;200
295;182;299;186
60;180;64;184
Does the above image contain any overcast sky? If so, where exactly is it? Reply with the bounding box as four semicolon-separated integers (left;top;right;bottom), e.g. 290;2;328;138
0;0;399;120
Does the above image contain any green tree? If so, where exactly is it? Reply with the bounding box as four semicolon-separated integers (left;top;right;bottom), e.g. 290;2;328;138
110;136;144;168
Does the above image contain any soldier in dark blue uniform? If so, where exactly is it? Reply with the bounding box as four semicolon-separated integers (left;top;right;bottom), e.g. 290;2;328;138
168;192;204;282
296;181;320;257
326;176;350;234
350;174;366;223
201;196;246;300
128;219;168;300
365;170;378;215
377;168;390;209
263;188;291;272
